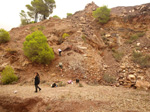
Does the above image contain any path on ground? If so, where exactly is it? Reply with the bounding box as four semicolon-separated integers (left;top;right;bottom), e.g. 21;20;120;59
0;83;150;112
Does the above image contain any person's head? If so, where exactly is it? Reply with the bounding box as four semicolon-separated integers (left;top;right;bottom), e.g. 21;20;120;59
35;72;39;76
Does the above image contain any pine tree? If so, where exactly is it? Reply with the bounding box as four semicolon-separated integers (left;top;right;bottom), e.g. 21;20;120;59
20;10;30;25
26;0;40;22
40;0;56;20
25;0;56;22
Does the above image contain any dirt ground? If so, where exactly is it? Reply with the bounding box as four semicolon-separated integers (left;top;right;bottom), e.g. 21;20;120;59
0;82;150;112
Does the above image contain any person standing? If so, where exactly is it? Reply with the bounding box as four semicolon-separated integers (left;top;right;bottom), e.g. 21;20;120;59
58;49;62;56
34;72;41;93
59;62;63;73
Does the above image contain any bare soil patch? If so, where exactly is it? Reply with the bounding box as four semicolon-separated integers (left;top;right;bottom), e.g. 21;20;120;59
0;83;150;112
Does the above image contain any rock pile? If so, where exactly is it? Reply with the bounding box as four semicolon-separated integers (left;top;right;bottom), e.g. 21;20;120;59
115;52;150;90
116;74;137;88
111;3;150;17
116;72;150;90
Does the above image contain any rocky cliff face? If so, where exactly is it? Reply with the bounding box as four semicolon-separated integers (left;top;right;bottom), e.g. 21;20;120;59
0;2;150;86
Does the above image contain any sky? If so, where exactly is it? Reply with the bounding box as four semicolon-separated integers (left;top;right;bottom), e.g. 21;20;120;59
0;0;149;31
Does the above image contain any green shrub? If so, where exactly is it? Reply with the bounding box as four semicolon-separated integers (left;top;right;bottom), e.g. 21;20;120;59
0;29;10;44
81;35;86;42
5;48;17;55
130;34;139;41
126;32;145;44
53;15;61;19
112;49;124;62
58;81;66;87
67;13;72;17
30;25;45;32
111;48;116;52
1;65;18;84
30;21;35;24
62;33;70;39
23;31;55;64
132;51;142;58
136;32;145;37
79;83;83;87
103;74;116;84
132;51;150;68
93;5;111;24
20;20;34;26
57;33;70;44
20;18;31;26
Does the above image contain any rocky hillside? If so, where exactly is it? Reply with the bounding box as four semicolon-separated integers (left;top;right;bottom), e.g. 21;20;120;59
0;2;150;87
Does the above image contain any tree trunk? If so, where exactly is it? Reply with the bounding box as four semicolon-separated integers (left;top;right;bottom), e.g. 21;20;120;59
35;13;38;23
43;15;46;20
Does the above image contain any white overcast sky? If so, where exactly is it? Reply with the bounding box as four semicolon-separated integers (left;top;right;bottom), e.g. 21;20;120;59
0;0;149;31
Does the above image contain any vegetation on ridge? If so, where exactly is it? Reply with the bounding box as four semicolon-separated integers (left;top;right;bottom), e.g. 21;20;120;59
67;13;73;17
93;5;111;24
53;15;61;19
0;29;10;44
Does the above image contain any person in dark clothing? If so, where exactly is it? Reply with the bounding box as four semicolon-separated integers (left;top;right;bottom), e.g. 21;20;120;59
76;79;80;83
51;83;57;88
34;72;41;93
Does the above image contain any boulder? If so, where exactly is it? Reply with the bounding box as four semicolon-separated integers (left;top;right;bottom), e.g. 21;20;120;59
14;90;18;94
137;75;144;80
105;34;111;37
22;60;30;67
144;47;147;50
1;63;8;67
77;46;87;50
51;73;57;77
80;17;85;21
127;75;136;82
135;80;150;90
120;65;126;69
136;42;140;46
